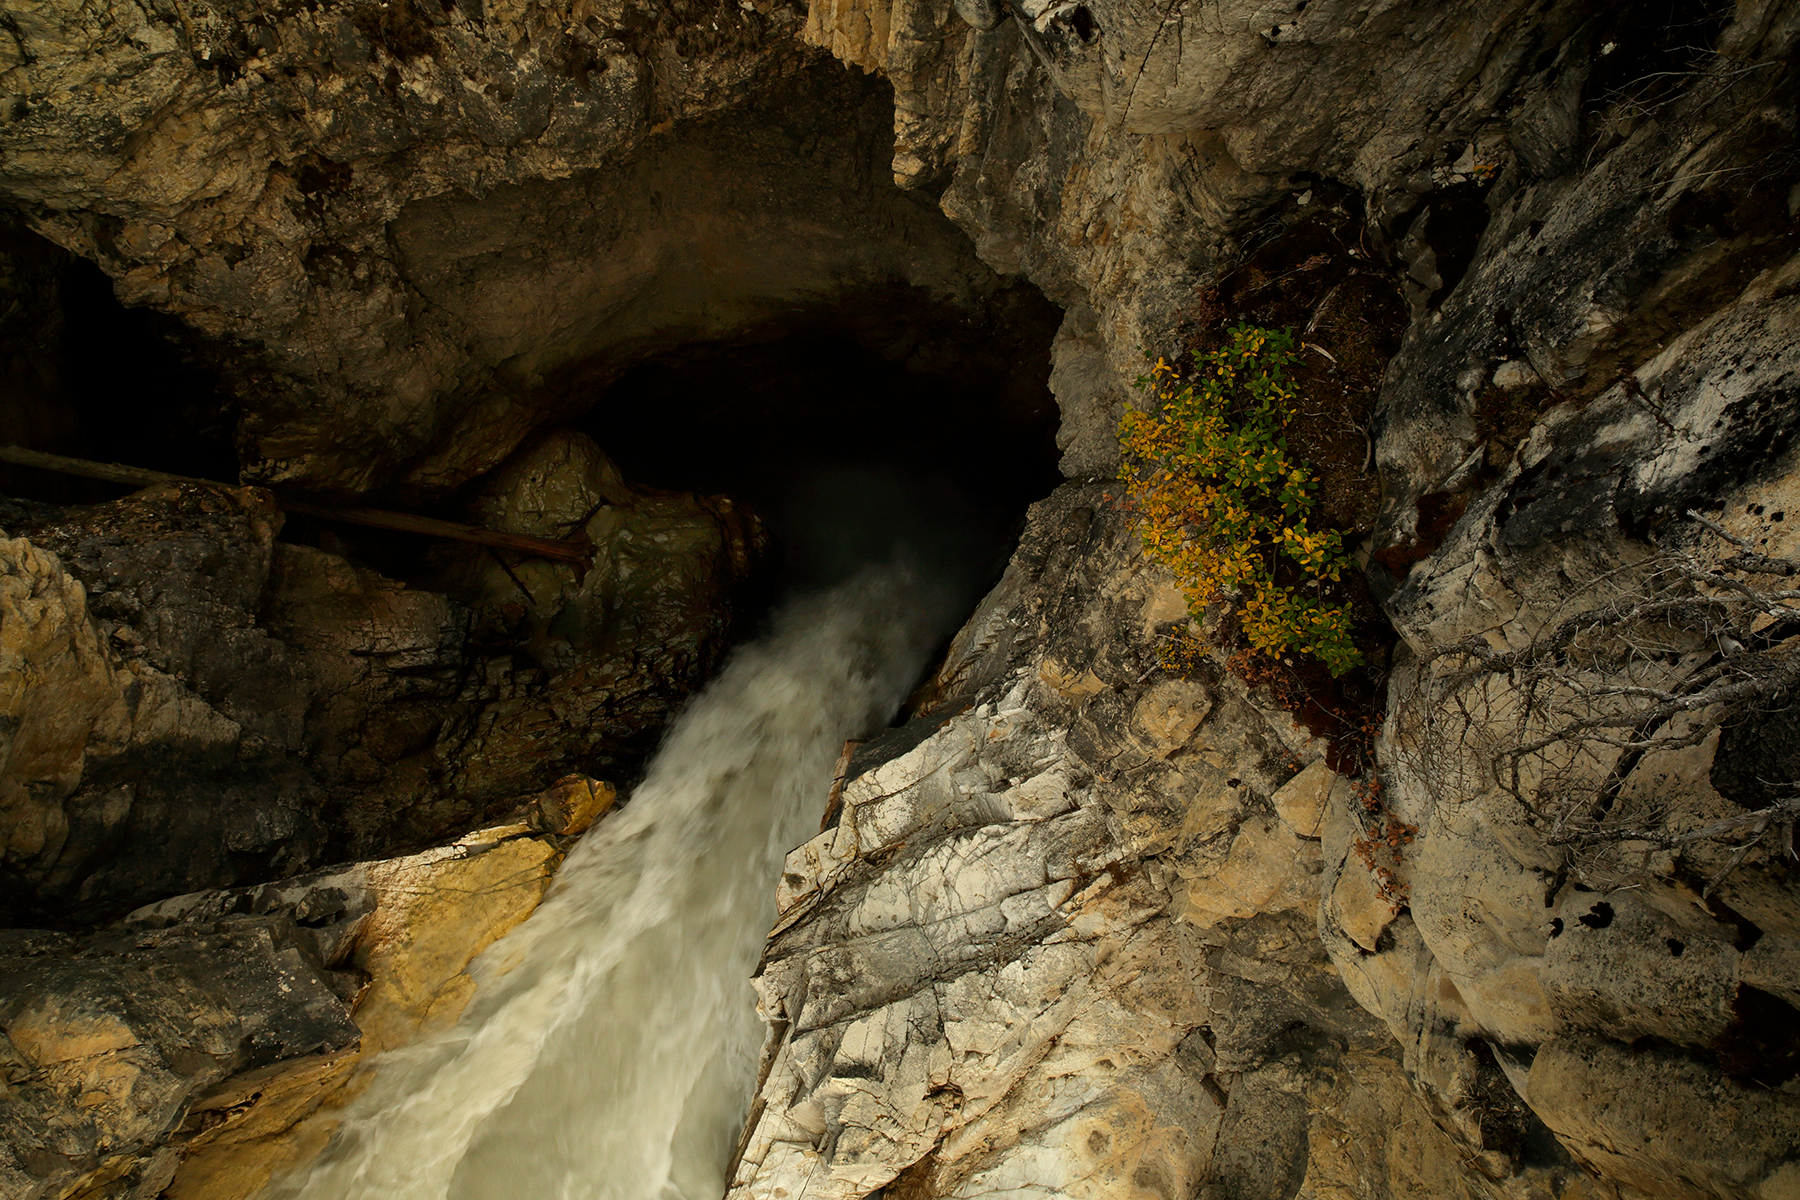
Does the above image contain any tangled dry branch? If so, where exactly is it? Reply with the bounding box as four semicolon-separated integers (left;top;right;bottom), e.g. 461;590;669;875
1399;513;1800;889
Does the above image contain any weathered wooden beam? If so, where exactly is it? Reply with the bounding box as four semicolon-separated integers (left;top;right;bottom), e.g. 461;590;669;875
0;443;198;490
0;444;595;568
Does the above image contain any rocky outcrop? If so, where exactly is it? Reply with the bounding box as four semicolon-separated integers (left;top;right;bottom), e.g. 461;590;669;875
1366;4;1800;559
802;0;1644;476
1325;155;1800;1200
0;782;606;1200
726;484;1593;1200
747;3;1800;1196
6;0;1800;1196
0;0;1051;500
1239;8;1800;1195
0;443;751;922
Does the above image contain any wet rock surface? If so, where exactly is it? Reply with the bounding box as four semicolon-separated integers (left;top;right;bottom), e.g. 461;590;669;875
0;792;595;1200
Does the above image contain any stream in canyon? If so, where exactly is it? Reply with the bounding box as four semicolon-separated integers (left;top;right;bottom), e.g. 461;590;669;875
271;560;960;1200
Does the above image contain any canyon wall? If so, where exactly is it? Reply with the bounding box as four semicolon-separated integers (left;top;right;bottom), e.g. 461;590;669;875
2;0;1798;1198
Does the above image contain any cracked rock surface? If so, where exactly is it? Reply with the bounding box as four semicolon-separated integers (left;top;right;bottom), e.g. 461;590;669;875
5;0;1800;1196
727;485;1590;1200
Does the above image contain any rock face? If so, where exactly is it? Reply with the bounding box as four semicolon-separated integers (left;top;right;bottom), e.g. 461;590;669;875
1278;9;1800;1195
1328;162;1800;1200
722;3;1800;1197
801;0;1628;476
0;916;359;1200
0;0;1049;500
728;485;1588;1200
5;0;1800;1197
0;786;602;1200
0;449;751;923
0;780;608;1200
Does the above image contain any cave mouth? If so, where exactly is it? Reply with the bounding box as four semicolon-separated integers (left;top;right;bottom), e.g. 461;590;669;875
577;285;1065;623
0;213;239;505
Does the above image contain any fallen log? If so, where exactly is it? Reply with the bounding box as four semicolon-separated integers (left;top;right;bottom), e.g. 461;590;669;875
0;444;595;568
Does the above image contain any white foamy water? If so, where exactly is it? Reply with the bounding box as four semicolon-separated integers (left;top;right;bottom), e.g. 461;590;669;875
273;565;949;1200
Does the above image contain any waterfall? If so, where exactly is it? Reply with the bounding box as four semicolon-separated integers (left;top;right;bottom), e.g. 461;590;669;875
273;563;950;1200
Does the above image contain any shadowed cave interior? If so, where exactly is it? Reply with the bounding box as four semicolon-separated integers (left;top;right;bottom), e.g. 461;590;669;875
580;293;1065;612
3;207;1066;635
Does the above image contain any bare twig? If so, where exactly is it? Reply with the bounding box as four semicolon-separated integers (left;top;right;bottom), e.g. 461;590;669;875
1398;518;1800;888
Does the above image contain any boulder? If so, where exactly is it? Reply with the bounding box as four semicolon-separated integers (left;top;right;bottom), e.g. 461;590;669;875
0;459;744;921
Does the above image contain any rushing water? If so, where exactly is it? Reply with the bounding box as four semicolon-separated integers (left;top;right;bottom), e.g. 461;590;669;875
274;564;952;1200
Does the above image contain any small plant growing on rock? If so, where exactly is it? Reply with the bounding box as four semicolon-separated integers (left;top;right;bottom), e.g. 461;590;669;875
1117;325;1362;676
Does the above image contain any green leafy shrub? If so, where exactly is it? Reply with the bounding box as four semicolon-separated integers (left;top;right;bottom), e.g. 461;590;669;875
1117;325;1362;676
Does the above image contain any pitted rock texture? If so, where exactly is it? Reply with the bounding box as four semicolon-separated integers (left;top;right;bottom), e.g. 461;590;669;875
1304;29;1800;1192
726;484;1594;1200
1365;4;1800;564
1328;252;1800;1197
0;461;747;922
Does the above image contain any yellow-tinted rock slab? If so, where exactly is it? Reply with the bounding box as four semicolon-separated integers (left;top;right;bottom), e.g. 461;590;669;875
163;813;579;1200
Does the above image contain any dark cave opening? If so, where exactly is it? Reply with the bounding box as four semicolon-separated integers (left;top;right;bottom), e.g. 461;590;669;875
577;289;1065;620
0;214;238;504
0;197;1066;917
0;209;1066;640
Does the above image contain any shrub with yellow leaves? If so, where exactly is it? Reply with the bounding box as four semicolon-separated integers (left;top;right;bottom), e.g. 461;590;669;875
1117;325;1362;676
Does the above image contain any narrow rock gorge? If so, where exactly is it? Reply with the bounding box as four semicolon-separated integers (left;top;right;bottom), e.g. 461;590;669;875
2;0;1798;1198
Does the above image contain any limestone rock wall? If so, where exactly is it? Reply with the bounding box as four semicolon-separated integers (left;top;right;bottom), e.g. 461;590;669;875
0;796;595;1200
734;2;1800;1198
799;0;1615;475
0;445;751;922
726;485;1594;1200
1325;119;1800;1200
0;0;1045;500
4;0;1800;1197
